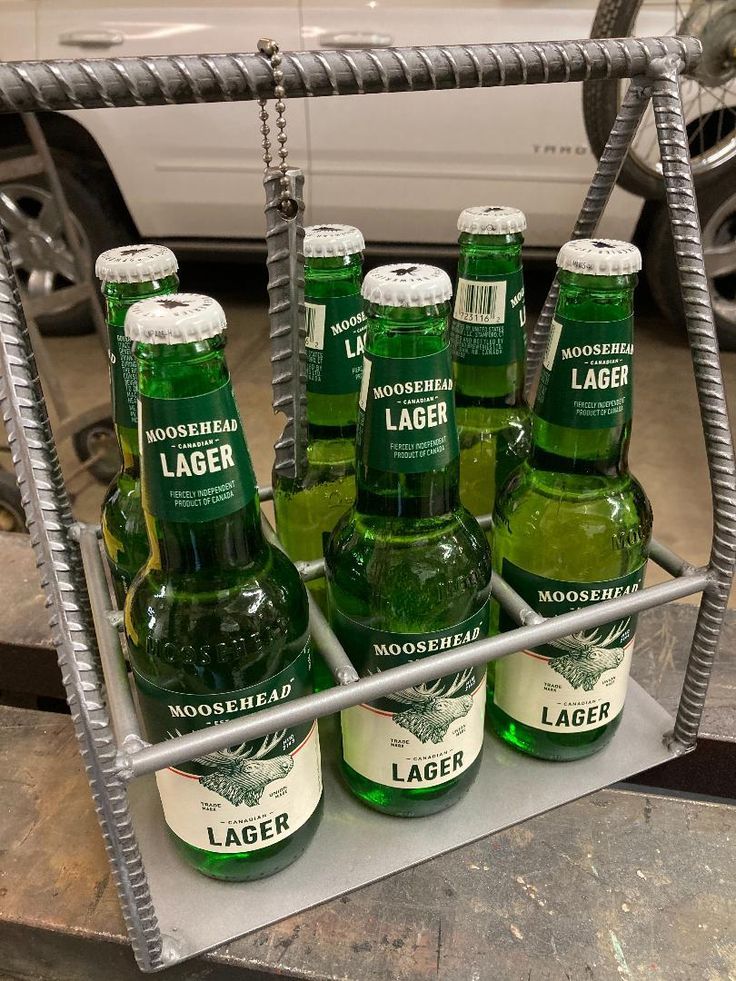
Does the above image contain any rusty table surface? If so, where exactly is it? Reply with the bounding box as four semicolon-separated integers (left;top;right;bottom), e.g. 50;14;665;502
1;705;735;981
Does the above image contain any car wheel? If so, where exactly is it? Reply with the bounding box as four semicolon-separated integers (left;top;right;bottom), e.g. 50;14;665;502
0;147;133;336
72;417;120;484
584;0;736;199
645;175;736;349
0;467;26;533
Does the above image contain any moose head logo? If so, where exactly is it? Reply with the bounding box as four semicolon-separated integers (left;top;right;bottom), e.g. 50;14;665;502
169;730;294;807
391;669;475;744
547;620;630;691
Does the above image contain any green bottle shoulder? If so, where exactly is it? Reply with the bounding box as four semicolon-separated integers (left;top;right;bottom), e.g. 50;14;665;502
496;460;651;511
127;542;308;635
126;544;310;689
273;442;356;495
102;474;144;519
456;404;531;441
493;462;652;580
326;506;492;595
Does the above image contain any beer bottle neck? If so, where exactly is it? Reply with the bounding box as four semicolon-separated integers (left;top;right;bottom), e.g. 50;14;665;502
452;232;526;408
530;270;636;477
103;275;179;477
356;303;460;519
136;336;265;573
305;254;364;442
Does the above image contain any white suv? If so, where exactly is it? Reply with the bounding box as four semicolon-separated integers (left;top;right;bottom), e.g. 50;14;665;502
0;0;734;344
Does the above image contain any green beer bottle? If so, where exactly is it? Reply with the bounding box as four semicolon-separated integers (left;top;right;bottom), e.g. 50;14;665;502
273;223;366;689
124;293;323;880
96;245;179;606
451;207;530;517
488;240;652;761
326;264;492;817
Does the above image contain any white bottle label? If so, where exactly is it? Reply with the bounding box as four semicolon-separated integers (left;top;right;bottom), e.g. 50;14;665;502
333;601;490;788
342;673;485;787
156;722;322;852
493;561;646;733
494;643;634;732
134;646;322;853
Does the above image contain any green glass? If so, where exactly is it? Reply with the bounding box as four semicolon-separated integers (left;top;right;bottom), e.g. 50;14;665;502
101;274;179;606
452;231;530;517
273;251;364;690
487;266;652;761
125;328;322;880
325;288;492;817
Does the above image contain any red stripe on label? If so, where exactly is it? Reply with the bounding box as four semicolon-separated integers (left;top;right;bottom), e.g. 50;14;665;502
358;678;485;716
292;721;317;756
522;649;549;663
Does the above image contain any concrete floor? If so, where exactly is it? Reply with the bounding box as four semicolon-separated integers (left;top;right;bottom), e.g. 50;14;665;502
26;257;736;606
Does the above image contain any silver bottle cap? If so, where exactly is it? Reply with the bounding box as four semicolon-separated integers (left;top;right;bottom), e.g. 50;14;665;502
556;239;642;276
95;244;178;284
304;223;365;258
124;293;226;345
361;263;452;308
457;206;527;236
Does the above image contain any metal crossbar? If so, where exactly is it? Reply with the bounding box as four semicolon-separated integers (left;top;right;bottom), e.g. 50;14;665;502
0;36;733;972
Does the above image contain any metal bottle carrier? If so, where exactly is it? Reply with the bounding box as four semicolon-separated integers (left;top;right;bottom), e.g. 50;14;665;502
0;36;733;973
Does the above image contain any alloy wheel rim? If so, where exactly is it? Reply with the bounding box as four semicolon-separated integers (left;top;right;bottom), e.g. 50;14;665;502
0;181;89;310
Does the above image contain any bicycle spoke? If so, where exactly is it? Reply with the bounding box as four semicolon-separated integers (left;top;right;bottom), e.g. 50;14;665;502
638;109;662;166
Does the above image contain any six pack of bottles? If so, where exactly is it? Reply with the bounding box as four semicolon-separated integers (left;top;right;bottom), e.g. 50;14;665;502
96;208;650;882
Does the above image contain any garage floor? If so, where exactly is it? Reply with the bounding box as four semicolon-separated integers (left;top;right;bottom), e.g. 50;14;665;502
20;256;736;606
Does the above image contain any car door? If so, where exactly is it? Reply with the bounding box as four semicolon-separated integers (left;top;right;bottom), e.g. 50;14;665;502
37;0;308;241
299;0;643;248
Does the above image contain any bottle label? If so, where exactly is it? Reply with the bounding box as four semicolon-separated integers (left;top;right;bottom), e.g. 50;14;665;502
494;562;645;732
451;270;526;365
357;346;459;473
534;315;633;429
305;293;366;395
133;646;322;853
140;381;257;523
335;601;489;788
108;323;138;429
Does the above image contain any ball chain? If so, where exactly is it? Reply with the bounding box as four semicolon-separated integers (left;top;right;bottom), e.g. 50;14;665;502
257;38;298;220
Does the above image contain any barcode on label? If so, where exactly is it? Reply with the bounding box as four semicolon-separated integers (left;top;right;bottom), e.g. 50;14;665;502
454;279;506;325
305;302;326;351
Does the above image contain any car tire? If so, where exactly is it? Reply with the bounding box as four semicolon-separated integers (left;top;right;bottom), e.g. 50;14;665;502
584;0;736;200
0;467;26;533
645;175;736;350
0;146;133;337
72;416;120;484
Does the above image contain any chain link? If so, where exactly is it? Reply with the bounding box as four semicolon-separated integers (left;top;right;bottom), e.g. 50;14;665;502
257;38;298;219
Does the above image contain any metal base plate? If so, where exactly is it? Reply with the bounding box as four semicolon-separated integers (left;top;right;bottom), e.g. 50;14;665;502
128;681;678;969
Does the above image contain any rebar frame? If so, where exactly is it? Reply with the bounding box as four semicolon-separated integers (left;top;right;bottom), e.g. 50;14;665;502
0;36;732;972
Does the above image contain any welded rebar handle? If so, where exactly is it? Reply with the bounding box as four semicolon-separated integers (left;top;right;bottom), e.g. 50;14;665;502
0;37;699;113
